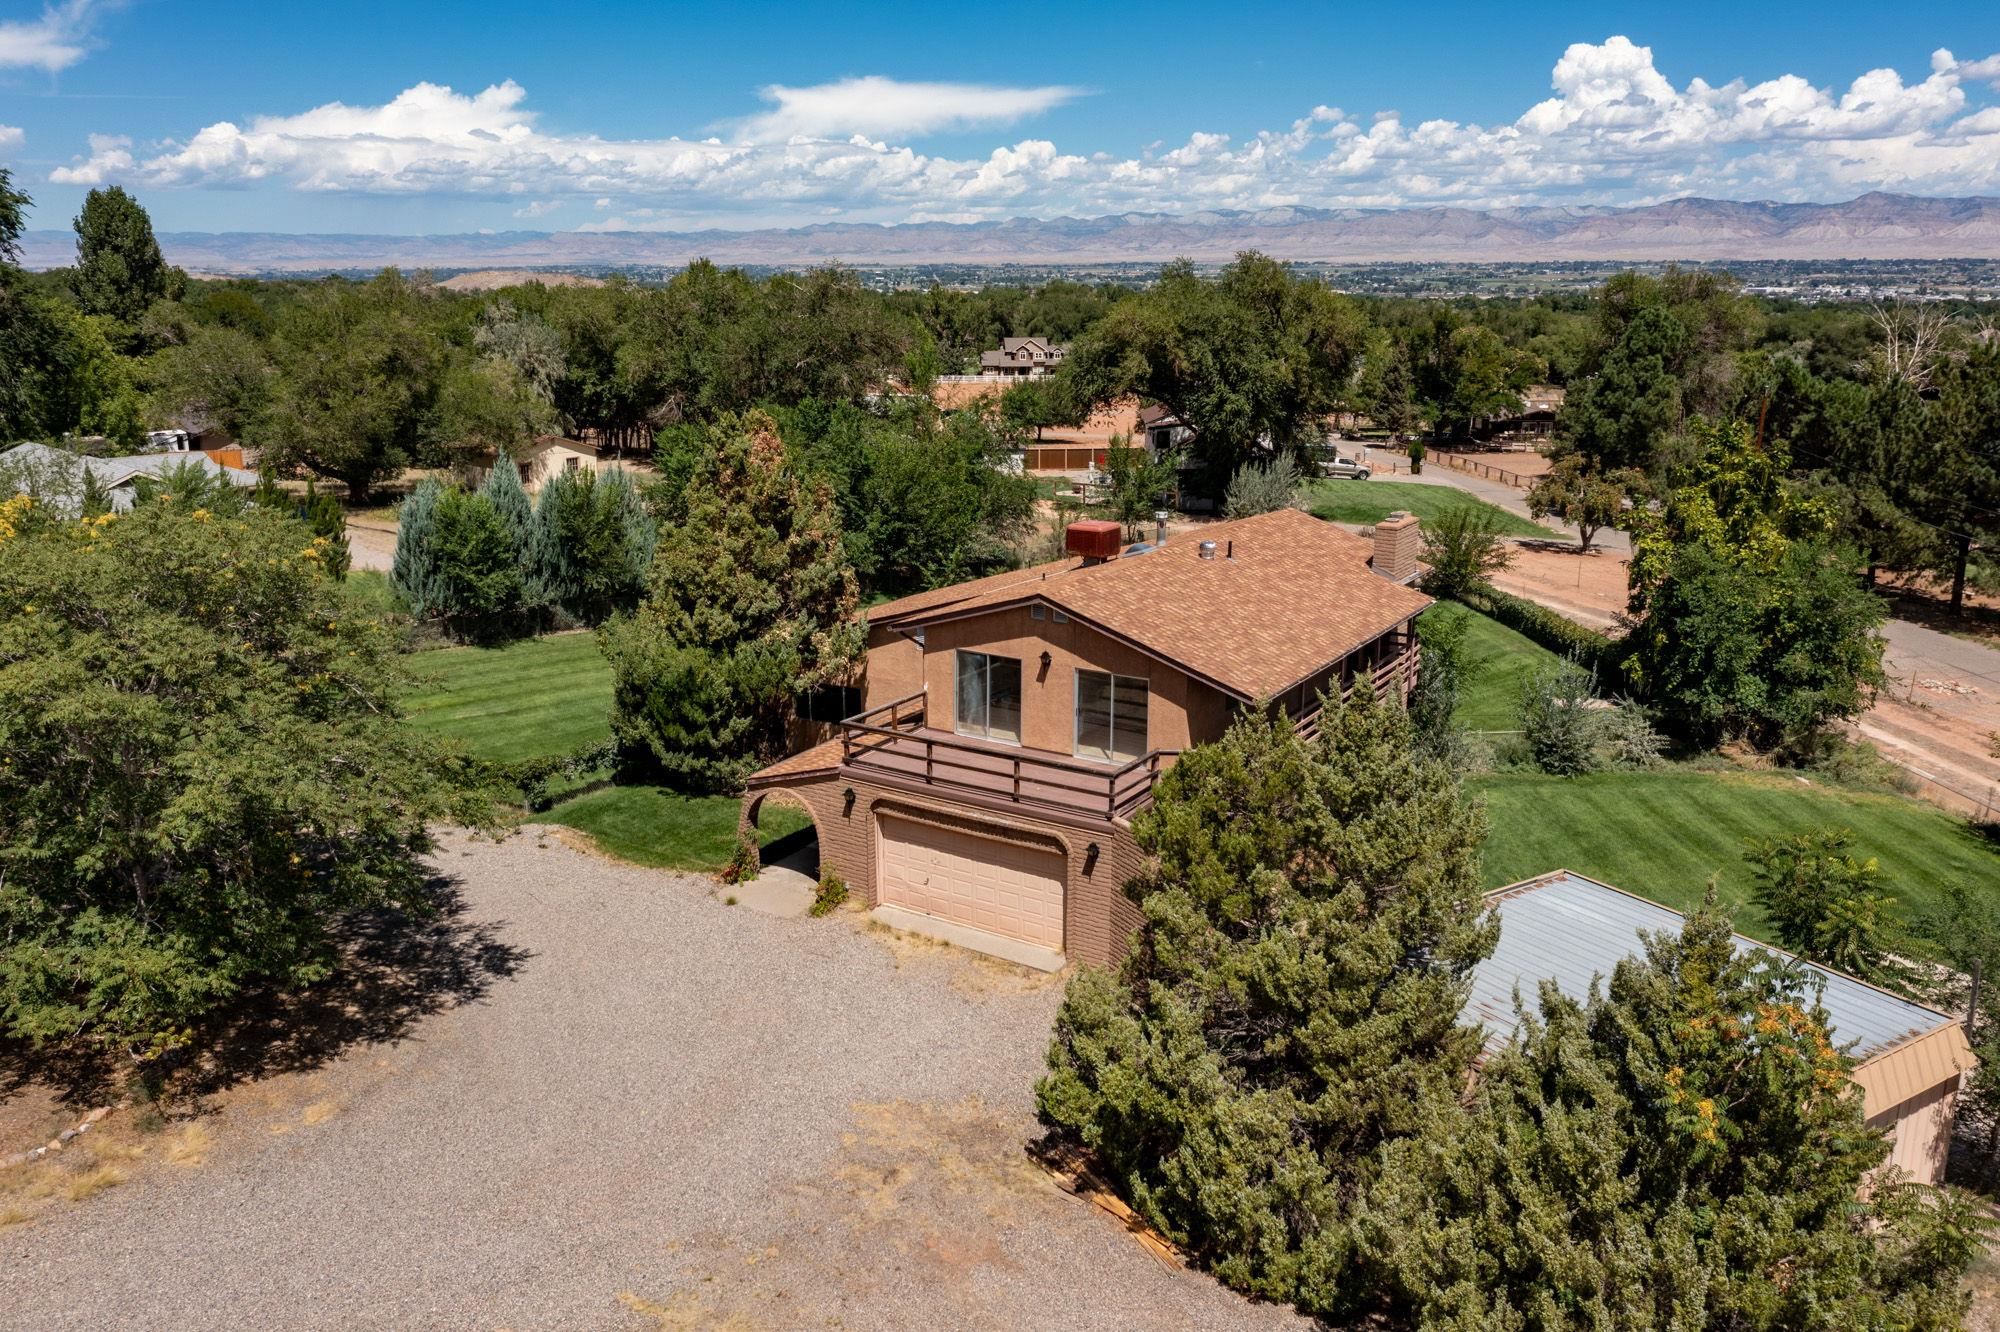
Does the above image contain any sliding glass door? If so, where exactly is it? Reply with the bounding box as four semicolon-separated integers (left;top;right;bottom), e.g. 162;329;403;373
1074;670;1148;763
954;651;1023;743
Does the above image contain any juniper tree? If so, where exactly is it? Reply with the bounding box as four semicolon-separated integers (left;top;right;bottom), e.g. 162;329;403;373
1037;685;1494;1320
600;411;862;789
1372;893;1983;1330
392;477;446;619
532;466;653;624
479;452;537;596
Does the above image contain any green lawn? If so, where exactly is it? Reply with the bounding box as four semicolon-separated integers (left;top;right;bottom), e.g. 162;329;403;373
537;785;810;872
402;633;613;764
1303;479;1558;539
1473;769;2000;944
399;632;802;873
1427;602;1560;731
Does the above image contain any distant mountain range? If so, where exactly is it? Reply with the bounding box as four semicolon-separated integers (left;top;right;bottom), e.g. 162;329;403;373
20;193;2000;274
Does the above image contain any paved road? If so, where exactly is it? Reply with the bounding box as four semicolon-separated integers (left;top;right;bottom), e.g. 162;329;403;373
3;832;1302;1332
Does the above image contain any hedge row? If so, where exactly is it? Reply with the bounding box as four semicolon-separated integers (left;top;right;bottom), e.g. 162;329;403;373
1456;585;1618;673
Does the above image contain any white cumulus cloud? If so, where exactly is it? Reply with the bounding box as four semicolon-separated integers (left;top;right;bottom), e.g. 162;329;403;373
0;125;23;150
0;0;110;73
43;40;2000;225
739;75;1083;141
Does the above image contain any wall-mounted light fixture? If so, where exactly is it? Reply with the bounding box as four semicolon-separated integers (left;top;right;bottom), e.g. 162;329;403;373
841;786;856;815
1040;650;1053;670
1083;842;1100;874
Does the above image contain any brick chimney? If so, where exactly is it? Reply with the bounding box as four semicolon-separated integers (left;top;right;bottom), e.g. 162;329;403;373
1372;511;1422;584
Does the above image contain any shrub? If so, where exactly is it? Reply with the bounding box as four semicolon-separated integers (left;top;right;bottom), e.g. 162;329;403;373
1600;699;1666;768
298;482;351;580
718;829;760;885
1407;438;1425;474
1520;654;1600;776
1417;506;1511;600
1222;455;1303;518
1745;825;1898;980
810;869;849;917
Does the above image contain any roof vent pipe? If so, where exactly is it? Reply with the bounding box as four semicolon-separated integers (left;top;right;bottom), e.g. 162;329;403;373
1154;510;1170;546
1198;539;1218;560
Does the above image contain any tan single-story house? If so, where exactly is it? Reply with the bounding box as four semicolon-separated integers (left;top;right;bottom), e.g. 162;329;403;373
465;435;606;494
743;506;1432;971
1473;871;1976;1186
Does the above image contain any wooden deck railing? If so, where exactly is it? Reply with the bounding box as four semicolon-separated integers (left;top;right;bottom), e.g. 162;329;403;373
839;692;1176;821
1292;651;1418;742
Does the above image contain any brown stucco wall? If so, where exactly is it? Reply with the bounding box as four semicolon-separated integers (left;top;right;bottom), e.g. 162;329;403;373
861;624;925;710
744;774;1149;968
916;605;1233;756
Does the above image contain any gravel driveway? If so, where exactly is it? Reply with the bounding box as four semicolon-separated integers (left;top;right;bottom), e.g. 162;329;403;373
3;831;1304;1331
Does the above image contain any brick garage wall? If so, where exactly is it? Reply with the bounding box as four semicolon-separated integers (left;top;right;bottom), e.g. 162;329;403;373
743;776;1148;969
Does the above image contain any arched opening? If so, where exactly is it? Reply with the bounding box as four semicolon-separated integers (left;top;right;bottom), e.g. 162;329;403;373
745;790;820;882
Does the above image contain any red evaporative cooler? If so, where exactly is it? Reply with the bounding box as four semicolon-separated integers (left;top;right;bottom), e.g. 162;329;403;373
1064;520;1124;561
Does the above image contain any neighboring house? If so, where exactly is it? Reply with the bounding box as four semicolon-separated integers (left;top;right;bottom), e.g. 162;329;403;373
0;441;260;516
744;507;1432;970
1474;383;1566;442
978;336;1068;379
465;435;605;495
1136;403;1192;454
1472;871;1976;1187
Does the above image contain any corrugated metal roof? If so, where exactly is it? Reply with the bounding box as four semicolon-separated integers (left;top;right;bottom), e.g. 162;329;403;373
1467;871;1956;1065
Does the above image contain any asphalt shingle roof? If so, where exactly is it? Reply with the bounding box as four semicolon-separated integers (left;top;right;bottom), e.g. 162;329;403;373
877;508;1431;701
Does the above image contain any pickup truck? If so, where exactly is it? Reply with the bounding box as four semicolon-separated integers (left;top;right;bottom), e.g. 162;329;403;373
1319;455;1371;481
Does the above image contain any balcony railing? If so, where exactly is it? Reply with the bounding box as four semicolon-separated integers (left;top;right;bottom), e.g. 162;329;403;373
1292;651;1418;743
838;692;1175;822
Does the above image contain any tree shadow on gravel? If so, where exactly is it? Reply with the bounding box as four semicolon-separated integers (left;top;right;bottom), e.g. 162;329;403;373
9;874;533;1111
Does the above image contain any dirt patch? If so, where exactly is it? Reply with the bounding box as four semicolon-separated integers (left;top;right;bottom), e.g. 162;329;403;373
620;1097;1064;1328
855;916;1065;997
1490;540;1630;631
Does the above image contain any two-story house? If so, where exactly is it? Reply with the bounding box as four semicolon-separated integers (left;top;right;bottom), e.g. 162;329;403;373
742;506;1432;970
978;336;1069;379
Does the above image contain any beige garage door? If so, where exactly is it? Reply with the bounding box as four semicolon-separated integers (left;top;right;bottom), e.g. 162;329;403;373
877;815;1064;950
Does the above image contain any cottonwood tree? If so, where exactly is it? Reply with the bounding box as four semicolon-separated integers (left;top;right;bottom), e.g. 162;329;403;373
601;411;862;789
1038;688;1494;1321
1051;253;1367;488
1372;895;1984;1330
1625;419;1886;750
70;186;178;330
0;498;492;1049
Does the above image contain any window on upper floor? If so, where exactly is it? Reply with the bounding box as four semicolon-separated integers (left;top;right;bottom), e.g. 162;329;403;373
1075;670;1148;763
954;650;1022;744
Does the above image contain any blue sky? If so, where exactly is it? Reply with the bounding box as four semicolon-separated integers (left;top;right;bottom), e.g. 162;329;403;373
2;0;1998;233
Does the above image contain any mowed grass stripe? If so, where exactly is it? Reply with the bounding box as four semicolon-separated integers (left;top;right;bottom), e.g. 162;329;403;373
1303;479;1559;539
403;633;613;764
1473;769;2000;945
1429;603;1560;731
